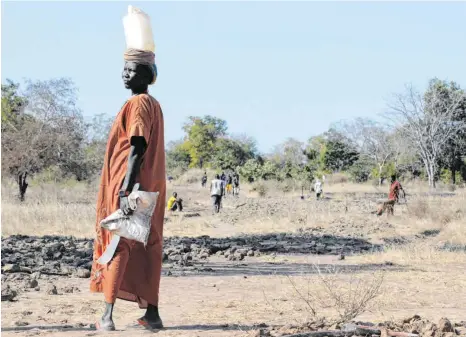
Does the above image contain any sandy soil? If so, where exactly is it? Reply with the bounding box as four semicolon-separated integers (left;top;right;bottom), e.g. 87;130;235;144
2;257;466;336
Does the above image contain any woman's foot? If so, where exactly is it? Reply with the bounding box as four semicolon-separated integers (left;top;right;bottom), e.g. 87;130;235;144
96;302;116;331
137;305;163;329
95;318;116;331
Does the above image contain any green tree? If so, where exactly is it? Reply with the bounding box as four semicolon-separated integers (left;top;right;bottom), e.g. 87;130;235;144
182;115;227;168
238;158;263;182
165;140;191;174
211;137;256;170
323;139;359;172
1;80;28;130
308;129;359;173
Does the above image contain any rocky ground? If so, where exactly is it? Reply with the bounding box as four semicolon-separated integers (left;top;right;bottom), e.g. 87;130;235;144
1;231;378;274
1;231;380;304
257;315;466;337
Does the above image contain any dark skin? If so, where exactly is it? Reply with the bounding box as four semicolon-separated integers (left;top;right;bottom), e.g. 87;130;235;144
99;61;162;331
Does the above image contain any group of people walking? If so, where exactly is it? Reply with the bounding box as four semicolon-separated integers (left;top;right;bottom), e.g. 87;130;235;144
168;171;241;215
202;172;239;195
208;172;240;213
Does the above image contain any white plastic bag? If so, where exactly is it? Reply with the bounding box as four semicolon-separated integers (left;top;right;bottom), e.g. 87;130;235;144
99;190;159;245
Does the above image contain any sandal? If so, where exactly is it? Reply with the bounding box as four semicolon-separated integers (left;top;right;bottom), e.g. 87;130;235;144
137;317;163;330
95;319;116;331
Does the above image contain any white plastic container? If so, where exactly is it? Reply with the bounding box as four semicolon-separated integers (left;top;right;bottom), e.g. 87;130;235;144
123;5;155;53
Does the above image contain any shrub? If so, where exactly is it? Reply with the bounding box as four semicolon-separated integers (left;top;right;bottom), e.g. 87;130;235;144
252;181;268;197
177;169;205;184
328;172;349;184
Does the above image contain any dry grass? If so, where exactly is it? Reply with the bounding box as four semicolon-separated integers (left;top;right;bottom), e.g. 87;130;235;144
2;179;465;240
1;180;98;237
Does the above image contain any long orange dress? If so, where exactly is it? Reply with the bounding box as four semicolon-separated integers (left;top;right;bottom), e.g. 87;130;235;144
90;93;166;308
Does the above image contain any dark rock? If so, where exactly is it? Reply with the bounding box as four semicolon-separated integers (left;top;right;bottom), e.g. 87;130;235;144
439;318;454;333
61;266;75;275
234;252;245;260
75;268;91;278
1;284;17;301
46;284;58;295
14;321;29;327
28;279;38;288
2;264;20;273
62;286;79;293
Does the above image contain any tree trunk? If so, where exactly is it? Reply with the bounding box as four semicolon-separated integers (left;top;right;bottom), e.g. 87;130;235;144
378;165;383;186
426;161;436;189
451;167;457;185
422;159;434;189
18;172;28;202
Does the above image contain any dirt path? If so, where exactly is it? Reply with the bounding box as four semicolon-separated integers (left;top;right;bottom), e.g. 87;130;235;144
2;257;466;337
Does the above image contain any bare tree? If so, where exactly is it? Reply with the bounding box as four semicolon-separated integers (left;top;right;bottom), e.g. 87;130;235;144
270;138;307;167
84;113;114;178
387;83;466;188
338;118;394;185
1;78;85;200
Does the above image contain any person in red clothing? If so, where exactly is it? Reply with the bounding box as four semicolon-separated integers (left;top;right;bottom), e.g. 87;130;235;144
376;175;405;216
388;175;404;202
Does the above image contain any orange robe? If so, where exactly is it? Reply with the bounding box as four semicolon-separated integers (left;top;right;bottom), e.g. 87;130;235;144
90;93;166;308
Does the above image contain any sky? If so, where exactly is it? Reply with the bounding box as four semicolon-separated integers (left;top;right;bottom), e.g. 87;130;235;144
2;1;466;153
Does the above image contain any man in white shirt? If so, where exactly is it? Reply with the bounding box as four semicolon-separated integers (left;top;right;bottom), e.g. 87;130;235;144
314;179;323;200
210;174;224;213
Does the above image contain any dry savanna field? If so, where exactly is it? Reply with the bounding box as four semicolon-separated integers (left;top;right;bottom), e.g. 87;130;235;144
1;173;466;337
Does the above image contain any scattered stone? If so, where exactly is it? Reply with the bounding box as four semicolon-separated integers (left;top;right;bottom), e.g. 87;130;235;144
28;279;39;288
14;321;29;327
259;315;464;337
1;284;17;301
46;284;58;295
1;226;385;277
75;268;91;278
439;318;454;333
2;264;20;273
31;272;41;280
62;286;80;293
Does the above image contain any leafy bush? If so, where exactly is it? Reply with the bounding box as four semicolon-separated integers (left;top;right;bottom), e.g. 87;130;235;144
348;159;372;183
